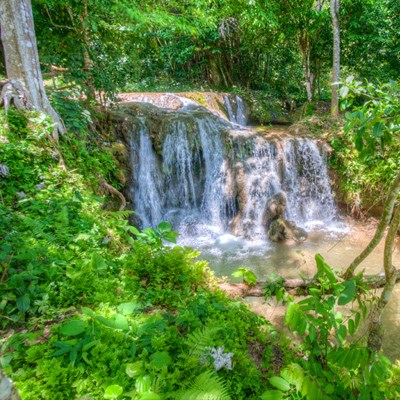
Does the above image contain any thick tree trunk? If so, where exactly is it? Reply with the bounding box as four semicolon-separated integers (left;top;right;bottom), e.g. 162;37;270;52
0;0;64;139
330;0;340;117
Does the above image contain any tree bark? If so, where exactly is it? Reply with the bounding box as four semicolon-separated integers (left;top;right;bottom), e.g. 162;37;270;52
330;0;340;117
368;206;400;352
298;32;314;102
0;0;65;139
343;170;400;279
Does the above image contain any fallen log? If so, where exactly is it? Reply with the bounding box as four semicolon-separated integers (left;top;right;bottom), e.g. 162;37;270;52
217;270;400;298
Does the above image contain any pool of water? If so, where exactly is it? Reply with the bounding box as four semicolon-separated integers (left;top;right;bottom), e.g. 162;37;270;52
179;217;400;361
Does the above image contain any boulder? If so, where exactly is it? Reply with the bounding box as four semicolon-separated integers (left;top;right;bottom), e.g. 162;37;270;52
262;192;287;229
268;217;308;243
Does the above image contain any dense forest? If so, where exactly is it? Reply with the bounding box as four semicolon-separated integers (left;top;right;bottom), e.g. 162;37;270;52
0;0;400;399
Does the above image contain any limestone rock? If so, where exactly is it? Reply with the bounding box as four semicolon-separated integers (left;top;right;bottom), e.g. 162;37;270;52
268;217;308;242
262;192;287;229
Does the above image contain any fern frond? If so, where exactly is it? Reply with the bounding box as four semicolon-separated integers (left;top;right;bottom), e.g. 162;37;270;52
185;325;220;356
174;370;231;400
20;215;56;244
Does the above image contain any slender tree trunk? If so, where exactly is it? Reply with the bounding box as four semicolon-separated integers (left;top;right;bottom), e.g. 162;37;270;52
343;171;400;279
298;32;314;102
0;0;64;139
368;206;400;352
80;0;96;100
330;0;340;117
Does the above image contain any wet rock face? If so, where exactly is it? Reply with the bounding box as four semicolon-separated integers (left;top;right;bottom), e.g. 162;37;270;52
262;192;308;242
110;93;336;239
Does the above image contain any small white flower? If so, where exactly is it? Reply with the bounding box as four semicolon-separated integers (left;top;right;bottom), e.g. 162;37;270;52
204;346;234;371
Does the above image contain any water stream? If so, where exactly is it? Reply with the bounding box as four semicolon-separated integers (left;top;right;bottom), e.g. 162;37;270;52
123;93;400;361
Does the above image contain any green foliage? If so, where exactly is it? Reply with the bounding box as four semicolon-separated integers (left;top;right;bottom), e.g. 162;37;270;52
1;109;278;399
231;267;257;286
330;78;400;210
174;370;231;400
263;274;286;300
127;221;180;247
341;77;399;156
265;254;397;399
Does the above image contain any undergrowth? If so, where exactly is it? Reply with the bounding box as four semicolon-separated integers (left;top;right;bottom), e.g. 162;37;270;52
329;125;400;213
1;106;399;399
0;108;282;399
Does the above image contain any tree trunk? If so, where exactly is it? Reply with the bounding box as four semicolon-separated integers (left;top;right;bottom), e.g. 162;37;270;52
330;0;340;117
343;171;400;279
80;0;96;100
368;206;400;352
298;32;314;102
0;0;64;139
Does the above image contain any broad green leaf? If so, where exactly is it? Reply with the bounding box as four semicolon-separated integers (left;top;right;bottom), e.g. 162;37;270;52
281;363;304;392
104;384;123;399
60;320;85;336
96;314;129;331
285;302;298;326
232;268;246;278
150;351;172;369
127;225;140;235
260;390;284;400
16;294;30;313
308;325;316;342
243;270;257;285
337;324;347;342
269;376;290;391
372;122;384;137
53;341;72;356
157;221;172;233
315;253;336;283
162;231;179;243
338;280;356;305
117;302;137;315
126;361;144;378
135;375;152;394
92;253;107;270
355;135;364;151
348;318;355;336
355;312;361;330
82;307;94;316
340;86;349;98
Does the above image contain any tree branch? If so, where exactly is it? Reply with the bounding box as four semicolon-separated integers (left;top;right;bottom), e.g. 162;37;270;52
343;170;400;279
217;271;400;298
368;206;400;351
97;175;126;211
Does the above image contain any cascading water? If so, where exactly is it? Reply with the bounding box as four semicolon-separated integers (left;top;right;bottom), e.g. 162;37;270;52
127;98;338;249
130;120;164;228
117;94;400;362
224;95;248;126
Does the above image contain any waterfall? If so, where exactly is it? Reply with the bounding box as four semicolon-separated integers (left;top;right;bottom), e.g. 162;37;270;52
130;120;164;228
127;101;337;244
224;95;248;126
235;95;247;126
